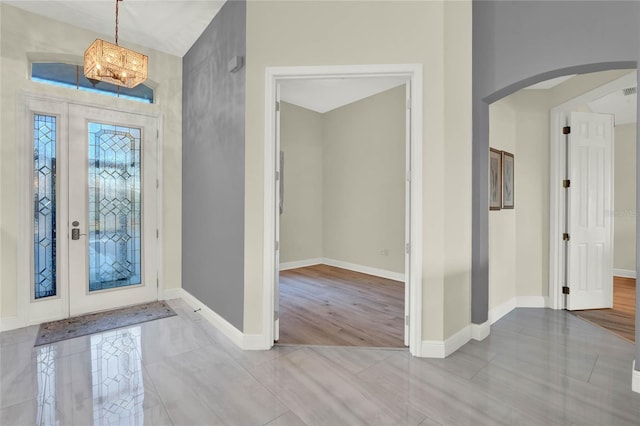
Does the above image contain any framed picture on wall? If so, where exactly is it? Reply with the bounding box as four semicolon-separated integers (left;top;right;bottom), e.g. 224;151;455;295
489;148;502;210
502;151;514;209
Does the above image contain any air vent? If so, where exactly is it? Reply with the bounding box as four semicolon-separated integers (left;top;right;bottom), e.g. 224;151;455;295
622;87;637;96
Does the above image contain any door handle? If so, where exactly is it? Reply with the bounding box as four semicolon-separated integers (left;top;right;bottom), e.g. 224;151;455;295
71;221;86;240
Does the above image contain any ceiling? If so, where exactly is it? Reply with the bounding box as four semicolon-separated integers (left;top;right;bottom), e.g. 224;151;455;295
3;0;226;57
588;86;638;125
280;77;408;114
525;72;637;125
525;75;576;90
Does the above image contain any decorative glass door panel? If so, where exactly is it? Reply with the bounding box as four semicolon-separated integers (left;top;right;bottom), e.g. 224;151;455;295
33;114;58;300
68;104;157;317
88;122;142;292
24;96;158;322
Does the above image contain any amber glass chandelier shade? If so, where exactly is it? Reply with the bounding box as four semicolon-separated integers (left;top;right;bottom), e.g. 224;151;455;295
84;39;148;88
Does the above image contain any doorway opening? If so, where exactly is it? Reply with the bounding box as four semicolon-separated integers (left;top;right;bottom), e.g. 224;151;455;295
548;70;637;342
262;65;424;356
486;69;637;343
277;80;407;347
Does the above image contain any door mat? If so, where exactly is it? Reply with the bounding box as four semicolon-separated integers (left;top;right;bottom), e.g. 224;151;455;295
35;301;176;346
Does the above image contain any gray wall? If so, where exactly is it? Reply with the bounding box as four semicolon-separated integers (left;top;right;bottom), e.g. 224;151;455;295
182;0;246;330
472;1;640;366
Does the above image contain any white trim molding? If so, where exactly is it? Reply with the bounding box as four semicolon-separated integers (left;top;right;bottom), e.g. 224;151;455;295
280;258;405;282
633;361;640;394
167;288;270;351
161;288;183;301
613;269;636;279
488;298;517;324
322;258;405;282
471;321;490;341
263;64;424;358
0;316;24;332
279;258;323;271
423;297;550;358
177;289;244;349
422;326;472;358
516;296;549;308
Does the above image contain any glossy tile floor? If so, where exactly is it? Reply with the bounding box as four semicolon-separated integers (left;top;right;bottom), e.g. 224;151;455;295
2;300;639;425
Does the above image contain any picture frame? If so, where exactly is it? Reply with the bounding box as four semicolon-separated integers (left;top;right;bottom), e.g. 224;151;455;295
502;151;514;209
489;148;502;211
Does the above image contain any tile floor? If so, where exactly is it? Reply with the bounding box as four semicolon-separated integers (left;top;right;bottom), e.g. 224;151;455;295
1;300;639;425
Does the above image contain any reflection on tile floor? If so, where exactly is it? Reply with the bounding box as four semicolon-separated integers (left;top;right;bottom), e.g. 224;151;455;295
1;300;640;425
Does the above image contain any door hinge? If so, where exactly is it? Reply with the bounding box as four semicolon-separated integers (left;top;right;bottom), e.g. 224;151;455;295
562;286;571;295
406;170;411;182
405;243;411;254
276;101;280;112
157;129;159;139
156;179;159;189
563;179;571;188
405;315;410;326
157;277;159;288
275;241;279;251
406;97;412;110
274;310;279;320
562;233;570;241
275;171;280;181
562;126;571;135
156;229;159;238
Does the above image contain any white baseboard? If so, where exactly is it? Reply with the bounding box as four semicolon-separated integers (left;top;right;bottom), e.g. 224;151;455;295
471;321;490;341
279;258;322;271
444;326;472;357
422;326;472;358
633;361;640;394
488;298;517;324
170;288;270;351
0;316;25;332
487;296;549;326
178;288;244;349
614;269;636;279
162;288;183;301
243;334;268;350
516;296;548;308
322;258;405;282
421;339;446;358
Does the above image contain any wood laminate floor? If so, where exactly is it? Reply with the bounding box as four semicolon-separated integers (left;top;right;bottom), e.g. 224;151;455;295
573;276;636;342
278;264;405;347
2;301;639;425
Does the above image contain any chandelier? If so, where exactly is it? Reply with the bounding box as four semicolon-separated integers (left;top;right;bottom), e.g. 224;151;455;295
84;0;148;88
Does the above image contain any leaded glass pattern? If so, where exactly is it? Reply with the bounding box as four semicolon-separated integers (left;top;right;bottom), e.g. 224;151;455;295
88;122;142;292
91;327;144;425
34;114;57;299
36;346;57;425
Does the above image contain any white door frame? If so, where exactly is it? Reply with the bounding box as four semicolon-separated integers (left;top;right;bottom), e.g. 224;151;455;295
549;71;636;310
262;64;424;356
16;92;164;326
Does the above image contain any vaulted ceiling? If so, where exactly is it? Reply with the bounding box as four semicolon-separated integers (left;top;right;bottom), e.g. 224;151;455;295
3;0;226;57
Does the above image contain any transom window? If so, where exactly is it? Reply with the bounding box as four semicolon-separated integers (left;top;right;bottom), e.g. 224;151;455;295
31;62;153;104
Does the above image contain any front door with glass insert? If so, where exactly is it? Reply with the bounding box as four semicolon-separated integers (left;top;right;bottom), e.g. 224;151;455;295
29;98;158;320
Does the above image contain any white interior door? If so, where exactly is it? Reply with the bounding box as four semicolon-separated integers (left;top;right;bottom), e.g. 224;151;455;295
566;111;614;310
274;84;282;341
68;104;158;316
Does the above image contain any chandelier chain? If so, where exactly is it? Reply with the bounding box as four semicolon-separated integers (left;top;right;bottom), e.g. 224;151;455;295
115;0;120;45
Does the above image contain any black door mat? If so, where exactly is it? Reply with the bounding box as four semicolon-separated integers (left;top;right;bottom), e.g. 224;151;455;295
35;301;176;346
